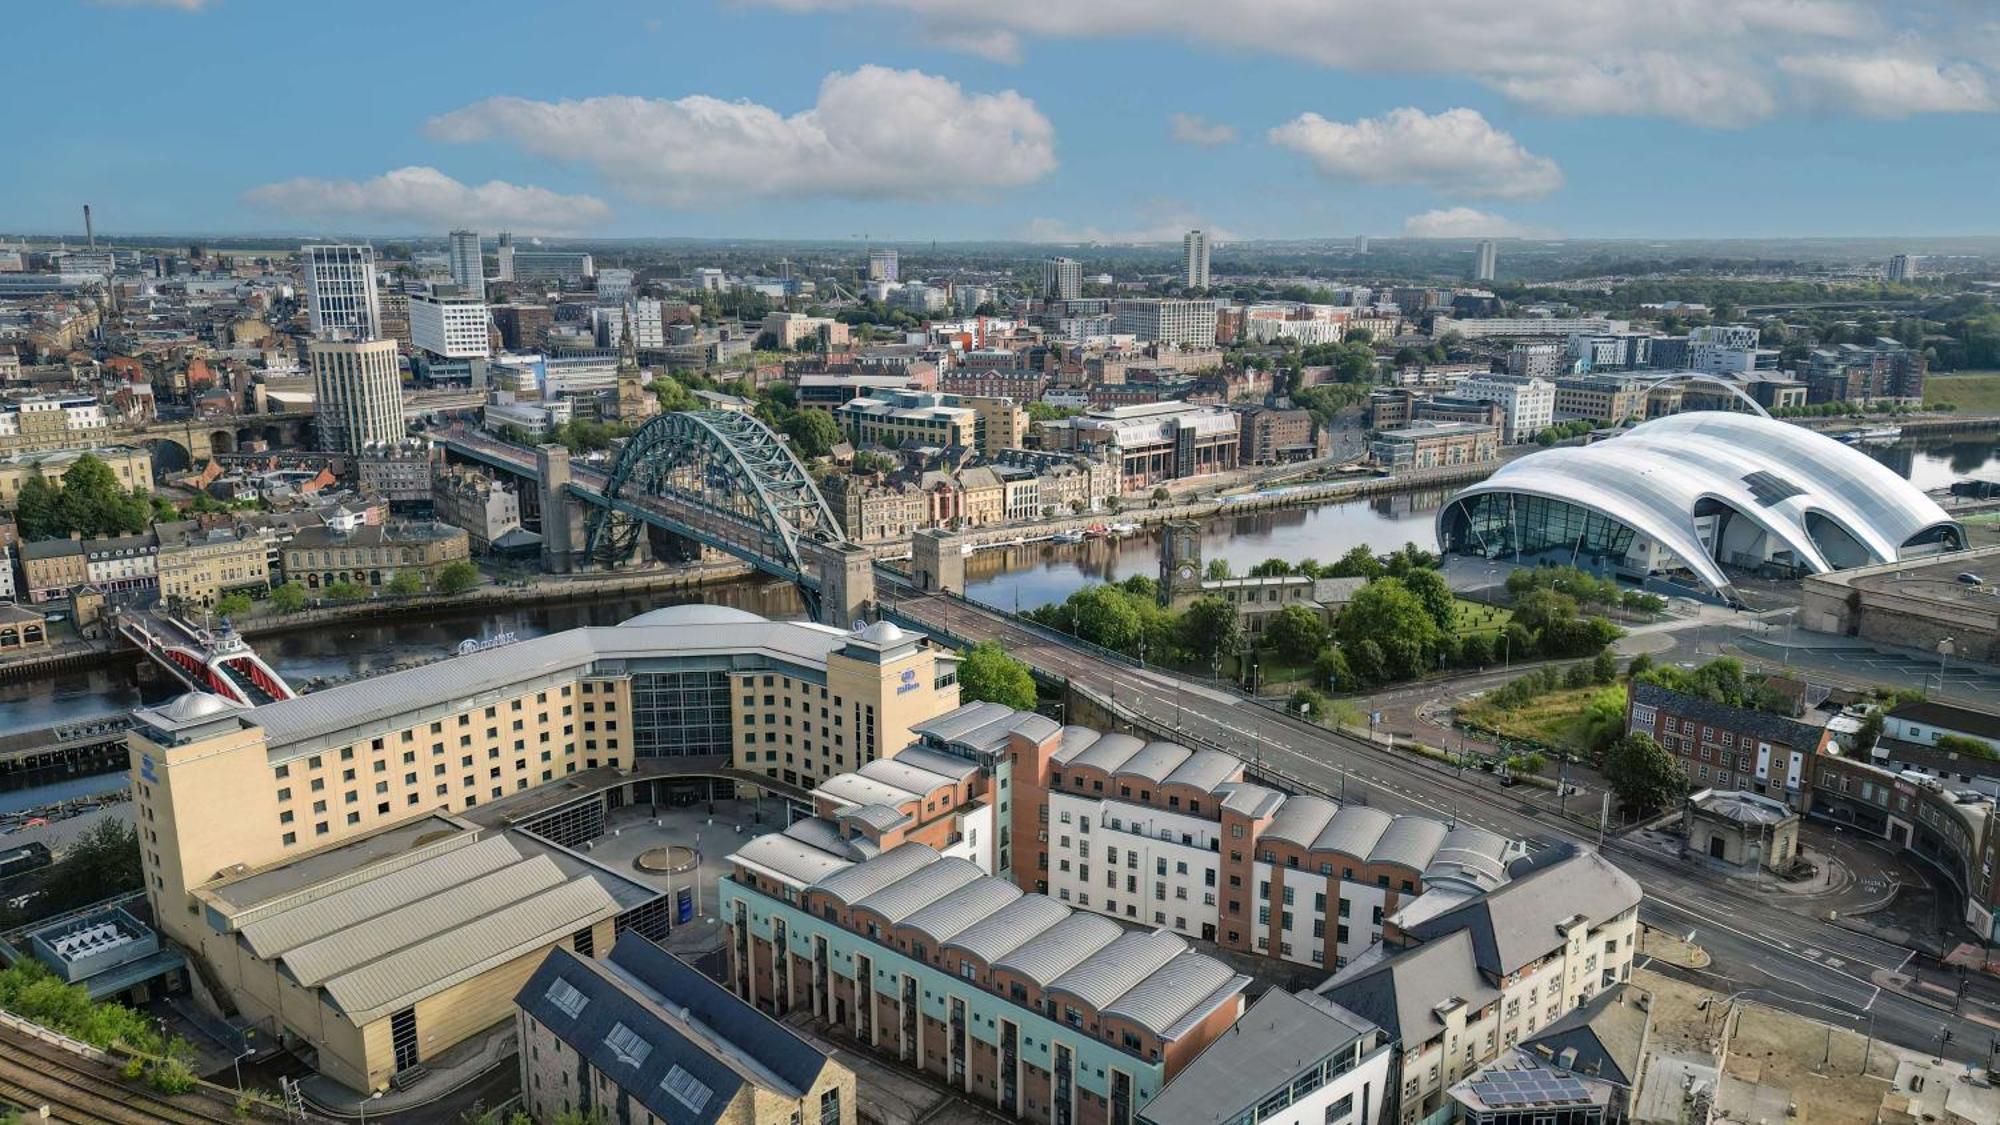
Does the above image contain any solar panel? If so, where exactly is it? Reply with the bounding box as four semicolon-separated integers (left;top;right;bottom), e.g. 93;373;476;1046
1741;470;1804;507
1471;1066;1593;1108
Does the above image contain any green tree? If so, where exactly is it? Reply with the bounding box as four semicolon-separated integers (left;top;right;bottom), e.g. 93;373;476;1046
38;820;142;914
1937;733;1997;760
325;580;369;601
1204;558;1233;581
1591;649;1619;685
1853;709;1885;754
1603;733;1687;816
784;409;843;458
212;593;253;619
958;642;1038;710
1347;638;1388;686
1179;596;1244;665
436;560;479;595
388;570;425;595
1400;566;1456;632
650;376;699;413
1312;644;1352;690
1071;584;1145;652
1326;545;1385;580
1457;631;1494;667
14;475;61;540
1336;579;1442;671
270;582;307;613
1264;604;1329;664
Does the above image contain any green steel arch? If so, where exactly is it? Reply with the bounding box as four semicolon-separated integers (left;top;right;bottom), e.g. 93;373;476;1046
581;410;845;574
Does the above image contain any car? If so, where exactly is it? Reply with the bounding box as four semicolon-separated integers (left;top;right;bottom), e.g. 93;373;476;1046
1959;573;1984;585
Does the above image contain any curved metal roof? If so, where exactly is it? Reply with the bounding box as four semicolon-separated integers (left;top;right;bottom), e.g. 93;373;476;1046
851;856;983;922
1047;930;1187;1010
1161;749;1241;793
1101;950;1239;1033
1369;816;1451;871
993;913;1124;986
1117;741;1194;784
1068;732;1147;774
1312;806;1395;859
902;878;1023;943
944;894;1072;965
1439;412;1960;598
1264;795;1338;848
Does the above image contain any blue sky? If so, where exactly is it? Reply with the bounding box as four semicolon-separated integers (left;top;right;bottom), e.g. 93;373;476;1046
8;0;2000;241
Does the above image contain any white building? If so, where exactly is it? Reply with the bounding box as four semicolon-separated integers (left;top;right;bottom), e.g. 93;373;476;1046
1183;229;1211;289
629;298;668;349
483;398;573;439
57;250;117;281
1043;256;1082;300
410;292;491;360
1457;373;1556;443
309;338;403;454
867;248;899;282
693;268;726;293
1141;989;1394;1125
1431;316;1628;341
447;230;482;297
1687;325;1767;375
1114;298;1218;347
494;232;515;281
595;268;635;302
507;250;594;283
1474;240;1497;282
590;306;626;349
301;244;382;341
888;284;945;314
1886;253;1920;282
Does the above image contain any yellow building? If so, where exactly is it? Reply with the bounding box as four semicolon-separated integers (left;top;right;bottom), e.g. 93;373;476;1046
836;390;979;454
155;522;270;609
126;606;959;1094
958;394;1028;457
0;445;153;507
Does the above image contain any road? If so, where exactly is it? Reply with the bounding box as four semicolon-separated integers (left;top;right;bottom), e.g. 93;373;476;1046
880;585;1995;1063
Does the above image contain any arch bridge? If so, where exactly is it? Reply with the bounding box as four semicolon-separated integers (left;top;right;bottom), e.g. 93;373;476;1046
443;413;871;625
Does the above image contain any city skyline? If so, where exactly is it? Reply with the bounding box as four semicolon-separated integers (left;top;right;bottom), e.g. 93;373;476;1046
8;0;2000;241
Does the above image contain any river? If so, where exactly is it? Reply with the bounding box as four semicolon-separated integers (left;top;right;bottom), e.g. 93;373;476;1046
4;429;1995;733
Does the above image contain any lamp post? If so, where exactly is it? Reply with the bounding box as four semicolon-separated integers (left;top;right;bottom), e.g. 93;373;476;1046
358;1090;383;1125
1937;636;1955;694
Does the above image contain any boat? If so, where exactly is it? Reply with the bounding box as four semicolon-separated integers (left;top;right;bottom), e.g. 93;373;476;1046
1084;524;1110;538
1108;521;1139;537
1838;425;1902;445
1051;529;1086;544
959;541;977;556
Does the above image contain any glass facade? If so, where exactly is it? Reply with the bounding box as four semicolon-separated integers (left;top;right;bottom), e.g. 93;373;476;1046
630;669;733;758
1440;493;1639;569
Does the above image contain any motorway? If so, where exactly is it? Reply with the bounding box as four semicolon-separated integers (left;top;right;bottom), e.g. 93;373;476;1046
879;585;1995;1064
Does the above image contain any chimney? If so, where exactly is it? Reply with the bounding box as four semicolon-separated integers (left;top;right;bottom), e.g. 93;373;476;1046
84;204;94;248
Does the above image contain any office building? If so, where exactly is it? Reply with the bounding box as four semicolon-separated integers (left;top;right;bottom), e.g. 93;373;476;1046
1455;374;1555;443
1040;402;1240;490
1474;240;1497;282
410;292;493;360
1369;421;1499;471
302;244;382;341
1686;326;1767;376
837;390;981;456
1043;257;1082;301
1429;317;1627;341
448;230;482;297
1552;375;1646;424
595;268;635;303
516;935;856;1125
867;248;899;282
309;338;404;454
495;231;515;281
1182;230;1210;290
510;250;596;283
1113;299;1218;348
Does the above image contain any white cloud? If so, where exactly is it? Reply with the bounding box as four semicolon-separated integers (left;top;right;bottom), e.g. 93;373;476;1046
428;66;1056;206
1779;54;1998;117
923;26;1022;63
746;1;1997;125
1400;207;1553;239
1168;113;1237;146
242;166;611;233
1268;107;1561;199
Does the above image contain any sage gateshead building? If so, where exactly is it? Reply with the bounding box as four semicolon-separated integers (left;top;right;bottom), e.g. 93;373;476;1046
1436;412;1962;603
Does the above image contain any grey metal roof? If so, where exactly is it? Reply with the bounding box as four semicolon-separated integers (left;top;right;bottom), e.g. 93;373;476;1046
1320;929;1498;1043
880;745;980;782
1263;795;1337;848
1053;725;1104;765
858;757;958;796
993;912;1124;986
1402;846;1640;977
944;895;1071;965
851;856;984;923
815;773;916;810
1047;929;1187;1009
731;831;855;887
1368;815;1450;870
1216;782;1284;819
814;844;942;905
1069;732;1146;774
322;876;616;1024
1118;741;1193;784
1424;825;1524;893
249;616;860;753
236;834;522;957
1522;984;1649;1087
1100;950;1237;1031
1160;749;1241;793
911;703;1058;758
1141;989;1379;1125
1311;806;1393;857
838;804;910;833
902;879;1023;942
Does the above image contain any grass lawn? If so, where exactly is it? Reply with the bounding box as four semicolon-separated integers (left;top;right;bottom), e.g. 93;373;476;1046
1925;370;2000;413
1461;685;1612;752
1453;598;1511;636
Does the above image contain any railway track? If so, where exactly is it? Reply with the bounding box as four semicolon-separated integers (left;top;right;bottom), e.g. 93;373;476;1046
0;1032;244;1124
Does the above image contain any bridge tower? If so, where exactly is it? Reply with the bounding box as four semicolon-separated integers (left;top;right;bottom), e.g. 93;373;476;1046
537;444;583;574
911;529;965;595
803;540;876;628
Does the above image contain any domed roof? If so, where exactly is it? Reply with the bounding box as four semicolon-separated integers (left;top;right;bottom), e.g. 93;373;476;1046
160;692;242;722
620;604;767;628
852;620;906;644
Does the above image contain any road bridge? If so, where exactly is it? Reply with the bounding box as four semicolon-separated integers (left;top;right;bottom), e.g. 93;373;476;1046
114;608;296;706
874;579;1992;1064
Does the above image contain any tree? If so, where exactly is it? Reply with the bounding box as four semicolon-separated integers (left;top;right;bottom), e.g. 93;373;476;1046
1179;596;1244;665
1457;631;1494;667
1347;638;1388;686
1603;733;1687;816
212;593;253;619
1265;604;1328;664
270;582;307;613
1071;584;1145;652
14;475;61;540
1336;579;1442;668
1204;558;1232;580
650;376;699;413
958;642;1037;710
326;580;369;601
1400;566;1456;632
38;821;142;915
436;560;479;595
783;409;843;459
1326;545;1385;580
1591;649;1619;685
1312;645;1352;690
1624;652;1654;682
1853;709;1885;754
388;570;425;595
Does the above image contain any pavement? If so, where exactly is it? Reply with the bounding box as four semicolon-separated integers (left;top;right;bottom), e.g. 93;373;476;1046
880;583;2000;1065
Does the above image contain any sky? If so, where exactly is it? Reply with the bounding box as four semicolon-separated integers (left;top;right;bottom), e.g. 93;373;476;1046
9;0;2000;242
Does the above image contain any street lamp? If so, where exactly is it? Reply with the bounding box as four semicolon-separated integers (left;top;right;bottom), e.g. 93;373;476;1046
358;1090;383;1125
232;1044;255;1090
1937;636;1955;694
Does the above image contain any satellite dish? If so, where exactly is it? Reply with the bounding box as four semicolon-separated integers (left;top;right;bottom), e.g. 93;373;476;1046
852;619;866;632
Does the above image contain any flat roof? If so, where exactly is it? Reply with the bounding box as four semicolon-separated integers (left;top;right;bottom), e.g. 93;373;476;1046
1141;989;1377;1125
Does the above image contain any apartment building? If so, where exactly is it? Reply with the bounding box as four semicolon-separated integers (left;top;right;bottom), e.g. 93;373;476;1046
20;538;86;602
432;467;523;553
1455;375;1555;443
1811;753;2000;941
761;312;851;350
1237;406;1318;465
1624;681;1836;811
301;244;381;340
1114;300;1218;348
310;338;403;455
1369;422;1498;471
1138;989;1392;1125
0;395;111;453
1552;375;1646;424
